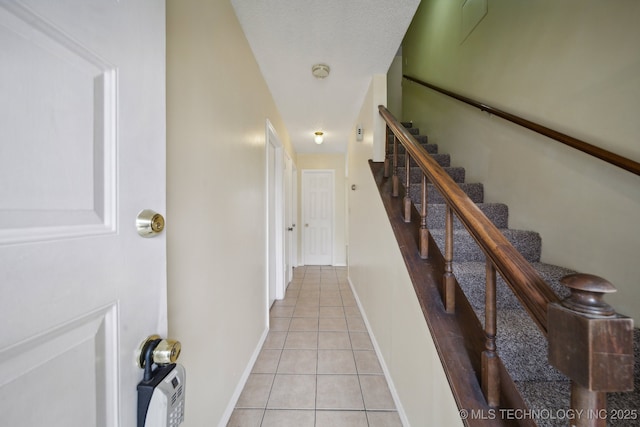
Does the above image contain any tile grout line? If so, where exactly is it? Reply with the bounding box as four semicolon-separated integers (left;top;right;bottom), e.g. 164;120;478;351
233;266;401;426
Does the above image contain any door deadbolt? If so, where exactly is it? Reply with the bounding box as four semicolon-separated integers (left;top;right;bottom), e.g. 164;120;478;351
136;335;182;369
136;209;165;237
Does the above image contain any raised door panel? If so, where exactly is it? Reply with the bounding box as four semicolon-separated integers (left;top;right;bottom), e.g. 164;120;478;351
0;3;116;243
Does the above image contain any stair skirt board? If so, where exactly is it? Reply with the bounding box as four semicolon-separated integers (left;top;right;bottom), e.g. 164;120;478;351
389;124;640;426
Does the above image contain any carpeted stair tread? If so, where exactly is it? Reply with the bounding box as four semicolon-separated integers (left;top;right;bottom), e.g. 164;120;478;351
388;140;435;155
496;309;566;383
513;381;569;427
390;139;432;153
429;228;542;263
409;182;483;204
399;166;465;183
388;134;428;146
386;144;438;169
398;153;450;167
419;203;509;229
452;262;573;312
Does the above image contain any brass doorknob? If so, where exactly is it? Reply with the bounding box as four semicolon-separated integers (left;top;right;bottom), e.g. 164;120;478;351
136;335;182;368
153;339;182;364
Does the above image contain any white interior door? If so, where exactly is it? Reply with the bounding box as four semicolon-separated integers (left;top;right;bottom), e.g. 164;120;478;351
0;1;166;426
302;170;334;265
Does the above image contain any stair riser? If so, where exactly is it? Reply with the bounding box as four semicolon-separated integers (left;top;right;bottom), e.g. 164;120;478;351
387;141;435;155
388;134;428;146
397;153;450;167
409;183;484;205
425;203;509;229
398;166;465;184
454;265;572;312
430;229;542;263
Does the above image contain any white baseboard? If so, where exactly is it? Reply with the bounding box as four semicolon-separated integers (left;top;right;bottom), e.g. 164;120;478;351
217;327;269;427
348;277;410;427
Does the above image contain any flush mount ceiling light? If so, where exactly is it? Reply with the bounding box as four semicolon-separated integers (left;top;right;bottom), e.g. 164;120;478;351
311;63;330;79
314;131;324;144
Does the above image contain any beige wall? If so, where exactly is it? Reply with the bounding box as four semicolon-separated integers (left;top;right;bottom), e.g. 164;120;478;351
296;153;347;266
348;77;462;426
403;0;640;322
387;52;403;120
166;0;293;425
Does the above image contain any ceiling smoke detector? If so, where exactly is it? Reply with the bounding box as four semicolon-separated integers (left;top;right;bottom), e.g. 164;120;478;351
311;63;330;79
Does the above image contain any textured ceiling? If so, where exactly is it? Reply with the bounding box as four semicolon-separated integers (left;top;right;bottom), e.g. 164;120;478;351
231;0;420;153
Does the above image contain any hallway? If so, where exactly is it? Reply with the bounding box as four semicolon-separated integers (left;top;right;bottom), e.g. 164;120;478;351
227;266;403;426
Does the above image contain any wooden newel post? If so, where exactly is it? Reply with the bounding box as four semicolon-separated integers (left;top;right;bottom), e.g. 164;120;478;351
548;274;634;427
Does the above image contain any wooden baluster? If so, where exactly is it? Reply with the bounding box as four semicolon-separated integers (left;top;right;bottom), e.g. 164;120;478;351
548;274;634;427
482;261;500;407
403;151;411;222
442;205;455;313
392;135;399;197
384;126;390;178
419;174;429;259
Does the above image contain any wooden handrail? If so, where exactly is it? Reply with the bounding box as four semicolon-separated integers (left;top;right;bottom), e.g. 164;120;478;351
403;75;640;177
379;105;561;335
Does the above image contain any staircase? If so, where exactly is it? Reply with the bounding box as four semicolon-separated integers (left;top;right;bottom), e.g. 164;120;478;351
390;122;640;427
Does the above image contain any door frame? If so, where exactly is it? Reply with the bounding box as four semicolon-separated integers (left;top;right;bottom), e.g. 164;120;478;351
301;169;335;266
283;151;297;284
265;119;285;312
291;162;298;270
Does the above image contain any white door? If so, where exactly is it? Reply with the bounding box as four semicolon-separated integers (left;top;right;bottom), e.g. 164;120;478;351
0;1;166;426
302;170;334;265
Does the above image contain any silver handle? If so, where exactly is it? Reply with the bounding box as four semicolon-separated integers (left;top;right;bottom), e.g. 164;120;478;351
136;209;165;237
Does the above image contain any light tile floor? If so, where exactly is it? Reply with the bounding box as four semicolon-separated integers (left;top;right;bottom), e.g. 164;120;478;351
228;266;403;427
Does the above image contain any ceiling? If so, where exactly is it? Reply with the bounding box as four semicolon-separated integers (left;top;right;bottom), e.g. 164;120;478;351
231;0;420;154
